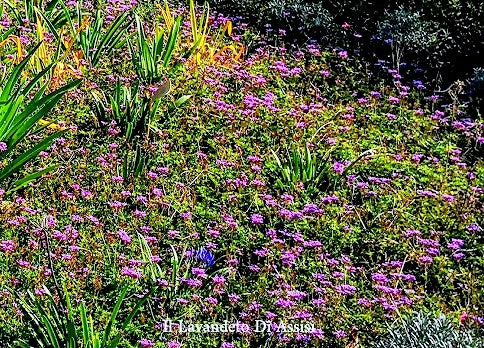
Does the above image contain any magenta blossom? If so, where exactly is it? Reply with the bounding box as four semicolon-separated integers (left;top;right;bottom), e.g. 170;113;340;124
251;213;264;224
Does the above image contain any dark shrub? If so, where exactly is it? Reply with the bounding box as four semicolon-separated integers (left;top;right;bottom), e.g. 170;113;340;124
206;0;482;87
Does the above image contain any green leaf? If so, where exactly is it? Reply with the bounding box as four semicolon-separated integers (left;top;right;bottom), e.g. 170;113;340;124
90;11;132;67
174;94;191;107
8;165;58;193
101;284;129;347
80;302;89;345
8;79;80;148
162;16;181;68
0;130;65;182
0;41;43;102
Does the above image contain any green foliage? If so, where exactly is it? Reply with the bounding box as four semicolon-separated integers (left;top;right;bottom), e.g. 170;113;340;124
24;0;64;23
0;42;80;192
121;143;148;180
210;0;482;85
138;235;191;304
73;7;132;68
415;0;482;72
92;79;165;180
128;14;182;84
93;79;162;142
271;146;375;196
271;145;332;196
265;0;335;33
129;0;210;83
375;312;483;348
377;7;439;69
4;0;63;26
11;283;157;348
468;67;483;103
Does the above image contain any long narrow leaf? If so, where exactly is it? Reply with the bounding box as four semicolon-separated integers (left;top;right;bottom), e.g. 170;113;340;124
80;302;90;345
162;16;181;68
101;284;129;346
0;41;43;102
0;131;65;182
8;165;58;193
9;79;80;147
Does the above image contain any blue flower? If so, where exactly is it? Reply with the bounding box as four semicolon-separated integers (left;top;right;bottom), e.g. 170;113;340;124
195;247;215;267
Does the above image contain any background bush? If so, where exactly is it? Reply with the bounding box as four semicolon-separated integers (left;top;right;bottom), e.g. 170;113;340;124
206;0;482;92
375;311;483;348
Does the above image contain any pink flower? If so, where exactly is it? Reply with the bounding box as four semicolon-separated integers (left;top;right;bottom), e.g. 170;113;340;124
338;50;348;59
112;175;124;183
333;161;345;174
152;188;163;197
17;260;30;268
419;255;433;264
442;194;455;203
139;339;154;347
228;294;240;303
109;201;127;210
168;230;179;238
453;253;465;260
147;171;158;179
388;96;400;103
212;275;226;285
333;330;347;339
117;229;132;244
0;240;15;253
180;212;192;220
81;189;92;198
335;284;357;295
250;213;264;224
447;238;464;250
157;166;170;175
35;288;47;297
46;215;57;228
120;266;142;279
133;210;147;218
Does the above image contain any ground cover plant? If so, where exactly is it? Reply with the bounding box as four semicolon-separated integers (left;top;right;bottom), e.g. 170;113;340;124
0;0;482;347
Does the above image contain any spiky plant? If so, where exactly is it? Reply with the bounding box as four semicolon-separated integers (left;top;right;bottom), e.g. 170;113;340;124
0;42;80;193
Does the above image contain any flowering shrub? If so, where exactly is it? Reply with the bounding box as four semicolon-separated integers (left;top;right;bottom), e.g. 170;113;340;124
0;0;482;347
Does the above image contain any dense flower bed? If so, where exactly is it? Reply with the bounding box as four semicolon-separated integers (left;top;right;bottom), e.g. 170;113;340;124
0;1;482;347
